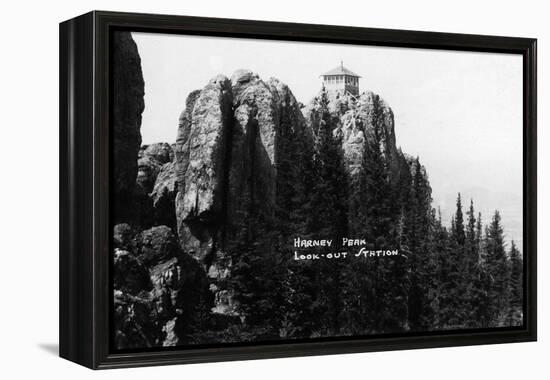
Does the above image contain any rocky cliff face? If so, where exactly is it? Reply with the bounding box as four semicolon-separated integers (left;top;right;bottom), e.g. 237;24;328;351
226;71;283;253
113;224;211;349
111;33;215;350
112;32;145;221
151;161;178;229
174;76;233;263
303;90;407;181
174;70;310;317
174;70;310;258
117;142;178;230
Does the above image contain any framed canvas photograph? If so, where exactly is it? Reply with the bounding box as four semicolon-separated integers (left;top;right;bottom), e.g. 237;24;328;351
59;11;537;369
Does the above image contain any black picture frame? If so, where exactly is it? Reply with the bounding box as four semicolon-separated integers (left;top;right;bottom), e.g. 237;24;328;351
59;10;537;369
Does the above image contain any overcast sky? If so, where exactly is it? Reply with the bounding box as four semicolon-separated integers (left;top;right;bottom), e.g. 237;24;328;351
132;32;523;247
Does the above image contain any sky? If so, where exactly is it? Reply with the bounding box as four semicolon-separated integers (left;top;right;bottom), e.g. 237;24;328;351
132;32;523;248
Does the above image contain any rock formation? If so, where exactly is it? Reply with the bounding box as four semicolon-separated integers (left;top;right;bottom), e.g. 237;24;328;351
150;161;178;229
140;142;174;164
136;143;174;194
111;36;416;346
112;31;145;223
225;71;282;253
111;33;213;350
174;77;233;263
173;69;311;319
133;143;179;229
112;223;211;349
174;70;310;262
303;90;408;182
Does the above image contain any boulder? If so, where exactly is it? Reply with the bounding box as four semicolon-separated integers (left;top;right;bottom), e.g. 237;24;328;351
113;248;151;294
150;161;178;229
113;223;135;250
136;143;175;195
136;155;162;195
135;226;180;267
139;142;174;165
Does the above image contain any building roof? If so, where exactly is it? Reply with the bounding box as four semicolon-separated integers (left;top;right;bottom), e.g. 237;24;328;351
321;63;361;77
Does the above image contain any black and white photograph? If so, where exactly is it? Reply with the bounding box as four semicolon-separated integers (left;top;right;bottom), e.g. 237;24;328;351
111;30;525;351
2;0;547;377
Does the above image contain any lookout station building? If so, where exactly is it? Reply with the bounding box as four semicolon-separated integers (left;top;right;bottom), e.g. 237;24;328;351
321;62;361;97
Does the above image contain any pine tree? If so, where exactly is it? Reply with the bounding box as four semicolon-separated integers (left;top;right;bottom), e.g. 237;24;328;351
454;193;466;246
438;194;468;328
432;208;451;329
228;196;281;338
461;200;485;328
470;211;494;327
476;212;483;256
402;158;436;331
507;240;523;326
465;200;477;261
485;210;509;327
